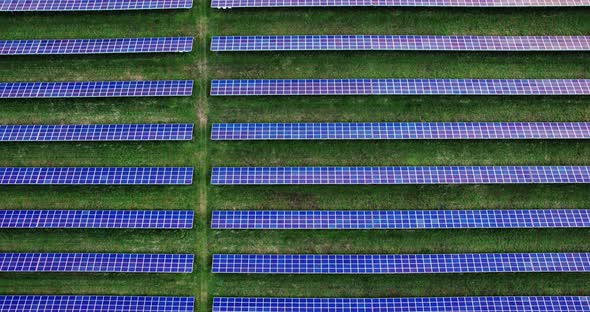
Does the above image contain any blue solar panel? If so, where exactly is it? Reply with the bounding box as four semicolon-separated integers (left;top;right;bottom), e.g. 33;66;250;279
211;122;590;140
212;253;590;274
0;0;193;11
0;80;193;98
211;166;590;185
0;167;193;185
0;210;194;229
213;297;590;312
211;35;590;52
211;0;590;8
211;209;590;229
0;295;195;312
0;124;194;142
210;79;590;96
0;253;193;273
0;37;193;55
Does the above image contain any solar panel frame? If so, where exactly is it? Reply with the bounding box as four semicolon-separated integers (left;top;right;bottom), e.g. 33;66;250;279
0;37;193;55
210;166;590;185
210;79;590;96
0;80;193;98
211;0;590;8
0;167;194;185
211;209;590;229
211;35;590;52
0;0;194;11
0;295;195;312
0;124;194;142
213;297;590;312
0;210;194;229
0;253;194;273
211;253;590;274
211;122;590;140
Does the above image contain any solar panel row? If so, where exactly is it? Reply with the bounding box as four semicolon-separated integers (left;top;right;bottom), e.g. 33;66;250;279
211;35;590;51
210;79;590;96
212;253;590;274
213;297;590;312
211;0;590;8
0;0;194;11
0;210;194;229
0;253;193;273
211;122;590;140
0;124;194;142
0;37;193;55
211;209;590;229
0;296;195;312
0;167;193;185
211;166;590;185
0;80;193;98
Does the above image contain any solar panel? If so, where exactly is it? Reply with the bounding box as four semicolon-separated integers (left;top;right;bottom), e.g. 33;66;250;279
0;124;194;142
0;0;193;11
211;35;590;52
210;166;590;185
211;0;590;8
0;167;193;185
210;79;590;96
0;80;193;98
0;210;194;229
0;253;193;273
211;253;590;274
211;122;590;140
0;295;195;312
213;297;590;312
0;37;193;55
211;209;590;230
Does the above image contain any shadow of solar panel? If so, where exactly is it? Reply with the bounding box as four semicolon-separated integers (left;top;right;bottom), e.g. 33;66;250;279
0;124;194;142
212;297;590;312
0;210;194;229
1;0;193;11
0;167;194;185
211;35;590;51
211;122;590;140
210;79;590;96
0;37;193;55
212;253;590;274
0;80;193;98
211;0;590;8
0;295;195;312
210;166;590;185
0;253;194;273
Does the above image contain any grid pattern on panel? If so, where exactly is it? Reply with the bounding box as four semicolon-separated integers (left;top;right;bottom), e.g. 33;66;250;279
0;0;193;11
211;35;590;51
0;210;194;229
0;253;194;273
210;167;590;185
0;80;193;98
211;122;590;140
0;124;194;142
0;296;195;312
210;79;590;96
0;37;193;55
211;209;590;229
212;297;590;312
211;253;590;274
0;167;193;185
211;0;590;8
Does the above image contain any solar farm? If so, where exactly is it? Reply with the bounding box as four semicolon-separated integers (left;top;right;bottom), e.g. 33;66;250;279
1;0;590;311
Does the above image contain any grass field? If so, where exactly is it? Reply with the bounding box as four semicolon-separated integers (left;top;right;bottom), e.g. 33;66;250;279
1;2;590;311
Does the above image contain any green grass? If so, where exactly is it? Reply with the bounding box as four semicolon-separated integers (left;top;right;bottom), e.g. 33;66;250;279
0;2;590;310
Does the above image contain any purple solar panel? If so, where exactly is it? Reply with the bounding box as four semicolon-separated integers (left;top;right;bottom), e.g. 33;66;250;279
1;296;195;312
0;80;193;98
211;35;590;52
210;166;590;185
0;37;193;55
211;0;590;8
0;0;193;11
211;122;590;140
210;79;590;96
